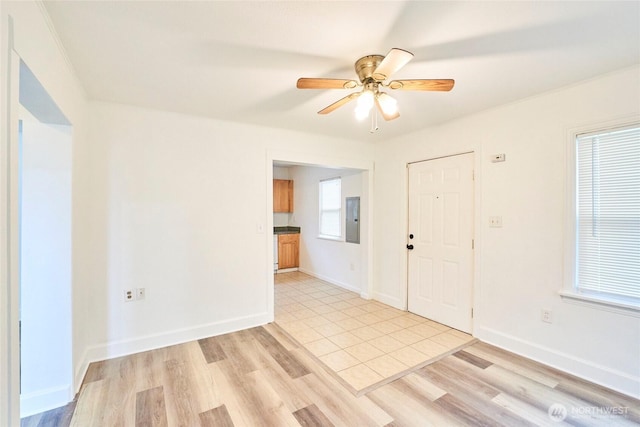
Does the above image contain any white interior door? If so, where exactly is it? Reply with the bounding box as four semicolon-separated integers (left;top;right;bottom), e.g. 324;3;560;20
407;153;474;333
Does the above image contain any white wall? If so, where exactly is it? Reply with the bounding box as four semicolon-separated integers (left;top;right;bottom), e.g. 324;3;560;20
373;66;640;397
288;166;368;294
19;116;72;416
79;101;374;371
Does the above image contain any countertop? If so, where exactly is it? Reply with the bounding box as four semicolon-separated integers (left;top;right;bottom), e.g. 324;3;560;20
274;226;300;235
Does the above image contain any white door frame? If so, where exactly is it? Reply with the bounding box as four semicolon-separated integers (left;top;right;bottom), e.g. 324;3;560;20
1;16;22;426
402;150;482;335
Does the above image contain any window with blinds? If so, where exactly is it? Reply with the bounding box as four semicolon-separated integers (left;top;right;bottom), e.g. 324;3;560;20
319;178;341;238
575;124;639;304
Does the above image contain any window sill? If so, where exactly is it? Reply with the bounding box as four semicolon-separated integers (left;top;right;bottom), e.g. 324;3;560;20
559;290;640;318
317;234;343;242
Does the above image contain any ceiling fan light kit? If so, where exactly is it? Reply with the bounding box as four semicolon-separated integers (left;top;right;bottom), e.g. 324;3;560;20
296;48;454;132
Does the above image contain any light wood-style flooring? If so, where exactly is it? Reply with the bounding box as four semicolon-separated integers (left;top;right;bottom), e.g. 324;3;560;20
22;272;640;426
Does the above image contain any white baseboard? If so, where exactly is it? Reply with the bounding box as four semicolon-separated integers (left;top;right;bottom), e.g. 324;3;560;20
476;326;640;399
372;290;405;310
298;268;361;294
74;312;271;393
20;384;73;418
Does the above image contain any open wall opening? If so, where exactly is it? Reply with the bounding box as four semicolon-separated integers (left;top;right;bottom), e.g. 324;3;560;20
274;163;368;294
19;60;73;417
266;150;374;324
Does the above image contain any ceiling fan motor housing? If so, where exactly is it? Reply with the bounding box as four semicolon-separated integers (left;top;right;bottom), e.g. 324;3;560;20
355;55;385;83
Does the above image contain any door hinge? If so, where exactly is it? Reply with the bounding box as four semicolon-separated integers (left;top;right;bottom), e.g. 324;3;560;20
471;308;474;318
472;169;475;181
471;239;475;249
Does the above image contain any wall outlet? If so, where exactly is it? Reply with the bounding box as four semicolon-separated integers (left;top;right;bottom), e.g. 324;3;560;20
489;216;503;227
124;289;135;302
541;309;553;323
136;288;146;300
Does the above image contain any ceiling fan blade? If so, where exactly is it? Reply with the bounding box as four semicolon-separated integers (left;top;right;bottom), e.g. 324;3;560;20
372;48;414;81
318;93;360;115
388;79;455;91
375;93;400;121
297;78;358;90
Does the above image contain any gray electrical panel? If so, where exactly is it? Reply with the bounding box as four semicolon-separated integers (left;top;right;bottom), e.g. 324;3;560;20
345;197;360;244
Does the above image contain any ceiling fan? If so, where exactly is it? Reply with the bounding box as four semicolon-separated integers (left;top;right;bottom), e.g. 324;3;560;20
296;48;454;123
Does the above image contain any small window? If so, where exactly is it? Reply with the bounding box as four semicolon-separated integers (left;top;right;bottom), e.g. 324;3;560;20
571;124;639;307
319;178;341;238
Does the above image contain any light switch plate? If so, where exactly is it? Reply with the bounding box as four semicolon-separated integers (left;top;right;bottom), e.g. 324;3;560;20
492;153;506;162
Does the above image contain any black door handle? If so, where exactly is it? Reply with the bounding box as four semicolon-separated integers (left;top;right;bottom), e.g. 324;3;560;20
406;244;414;250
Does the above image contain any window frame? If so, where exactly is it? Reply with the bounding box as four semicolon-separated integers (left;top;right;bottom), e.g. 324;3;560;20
562;119;640;317
318;177;342;240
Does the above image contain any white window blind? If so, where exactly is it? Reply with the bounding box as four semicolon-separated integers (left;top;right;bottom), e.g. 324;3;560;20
319;178;341;238
575;125;640;302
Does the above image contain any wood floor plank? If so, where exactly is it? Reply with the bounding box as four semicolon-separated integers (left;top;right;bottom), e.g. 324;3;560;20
492;392;574;427
464;342;562;387
292;403;335;427
389;373;446;403
82;360;108;385
453;349;493;369
368;380;463;427
297;373;382;427
207;362;251;427
199;405;235;427
420;359;536;427
215;358;300;426
75;375;136;426
69;379;103;426
258;363;314;412
434;393;517;427
163;359;201;426
135;385;168;427
215;332;258;374
263;322;300;352
184;340;224;411
198;336;228;364
554;382;640;424
249;326;311;379
442;355;633;426
419;359;501;400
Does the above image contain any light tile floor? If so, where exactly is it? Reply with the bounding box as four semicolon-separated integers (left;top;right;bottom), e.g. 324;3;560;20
274;271;475;393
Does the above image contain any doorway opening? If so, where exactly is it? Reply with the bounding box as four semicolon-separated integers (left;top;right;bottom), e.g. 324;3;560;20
266;153;374;319
271;161;370;295
18;60;73;418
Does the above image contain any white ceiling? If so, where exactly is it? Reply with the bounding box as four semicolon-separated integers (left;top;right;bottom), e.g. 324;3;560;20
43;1;640;142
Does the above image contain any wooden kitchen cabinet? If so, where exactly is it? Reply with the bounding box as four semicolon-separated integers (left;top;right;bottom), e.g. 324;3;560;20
278;233;299;269
273;179;293;213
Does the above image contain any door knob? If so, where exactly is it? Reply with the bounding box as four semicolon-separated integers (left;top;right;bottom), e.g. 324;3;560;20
406;244;414;250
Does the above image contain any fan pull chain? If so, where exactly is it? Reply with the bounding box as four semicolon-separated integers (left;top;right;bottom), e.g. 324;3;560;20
370;109;379;133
